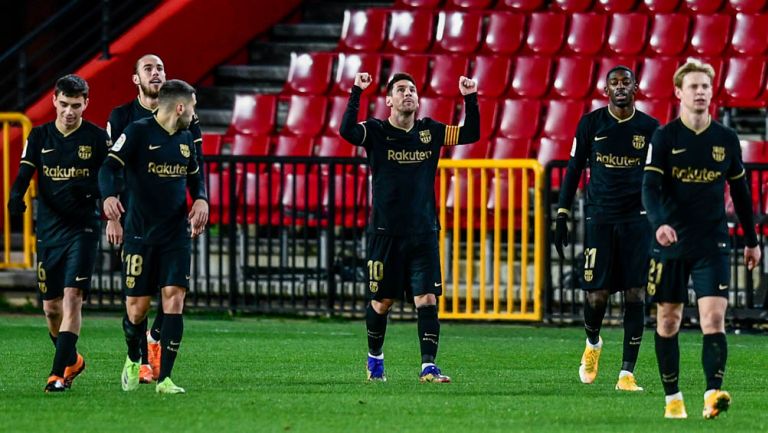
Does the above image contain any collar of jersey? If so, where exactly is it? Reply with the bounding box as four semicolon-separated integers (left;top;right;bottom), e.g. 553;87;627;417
679;114;711;135
386;118;414;133
607;106;635;123
153;115;177;136
137;96;159;113
54;118;82;137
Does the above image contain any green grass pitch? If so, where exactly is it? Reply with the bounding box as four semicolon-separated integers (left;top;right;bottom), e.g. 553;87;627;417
1;314;767;433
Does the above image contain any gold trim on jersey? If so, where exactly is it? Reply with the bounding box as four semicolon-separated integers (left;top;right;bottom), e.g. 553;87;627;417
55;118;83;137
444;125;460;146
644;166;664;174
21;160;35;168
137;96;158;113
108;153;125;166
386;119;414;133
608;106;635;123
680;115;711;135
729;169;746;180
557;208;571;216
359;121;367;144
154;116;176;135
189;167;200;175
193;138;203;143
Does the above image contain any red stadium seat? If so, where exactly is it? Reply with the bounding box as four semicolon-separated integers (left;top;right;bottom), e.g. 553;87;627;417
396;0;443;7
284;52;333;95
434;11;483;54
231;134;270;156
273;134;314;158
727;0;766;11
497;0;545;10
490;137;533;159
542;100;585;140
315;135;358;159
731;13;768;56
324;95;368;137
607;13;648;55
283;95;328;137
386;10;434;53
458;97;499;140
682;0;724;12
481;12;525;55
207;170;233;225
389;54;430;92
498;99;542;139
419;96;457;123
371;96;390;120
594;0;638;12
471;55;512;98
636;99;673;124
322;172;367;228
565;13;607;56
740;139;767;163
202;133;222;156
537;137;575;189
238;168;281;226
593;57;638;97
647;14;690;56
641;0;681;11
551;0;595;12
444;170;487;229
227;94;276;136
524;13;567;55
446;0;495;9
427;55;470;97
587;98;605;113
509;56;552;98
721;57;767;107
332;53;381;95
451;139;491;159
638;57;680;99
689;14;731;56
551;57;595;99
338;9;387;52
281;172;323;227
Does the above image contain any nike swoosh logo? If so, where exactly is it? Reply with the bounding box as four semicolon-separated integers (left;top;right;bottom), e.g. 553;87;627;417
385;137;397;141
185;275;191;280
434;282;442;287
42;148;56;153
718;284;728;290
594;136;608;141
672;148;687;154
75;276;88;281
149;145;161;150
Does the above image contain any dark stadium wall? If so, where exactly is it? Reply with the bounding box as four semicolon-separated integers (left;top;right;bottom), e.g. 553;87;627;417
23;0;301;130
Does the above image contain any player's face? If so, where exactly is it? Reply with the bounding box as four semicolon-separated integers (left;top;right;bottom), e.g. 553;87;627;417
176;94;197;130
387;80;419;115
53;93;87;128
605;70;636;108
675;72;712;115
135;56;166;98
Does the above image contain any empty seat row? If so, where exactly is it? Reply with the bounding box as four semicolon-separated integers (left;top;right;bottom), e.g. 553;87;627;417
340;9;768;56
395;0;766;13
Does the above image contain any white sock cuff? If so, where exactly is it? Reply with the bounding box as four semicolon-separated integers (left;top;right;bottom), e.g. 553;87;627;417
368;353;384;360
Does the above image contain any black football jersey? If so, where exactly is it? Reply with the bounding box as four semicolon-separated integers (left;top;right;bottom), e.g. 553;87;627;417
558;107;660;223
102;116;205;245
20;120;110;246
644;117;745;258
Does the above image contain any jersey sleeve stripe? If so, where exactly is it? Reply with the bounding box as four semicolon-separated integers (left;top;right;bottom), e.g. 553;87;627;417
189;167;200;175
20;160;35;168
108;153;125;166
728;169;746;180
445;125;459;146
644;166;664;174
359;121;367;145
193;138;203;143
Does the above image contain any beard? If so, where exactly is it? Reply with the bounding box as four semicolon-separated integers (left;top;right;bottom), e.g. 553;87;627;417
139;81;160;98
176;116;192;130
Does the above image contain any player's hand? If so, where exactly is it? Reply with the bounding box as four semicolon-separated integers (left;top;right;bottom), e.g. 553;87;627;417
744;244;761;271
106;219;123;245
655;224;677;246
354;72;372;90
553;212;569;259
459;76;477;95
102;196;124;221
189;199;209;238
7;197;26;216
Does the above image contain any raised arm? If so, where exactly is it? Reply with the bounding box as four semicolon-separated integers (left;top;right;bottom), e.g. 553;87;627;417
339;72;371;146
456;76;479;144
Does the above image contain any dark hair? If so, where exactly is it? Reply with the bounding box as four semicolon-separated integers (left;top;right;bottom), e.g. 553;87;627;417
606;65;636;83
134;54;163;74
386;72;417;95
55;74;89;98
158;79;196;105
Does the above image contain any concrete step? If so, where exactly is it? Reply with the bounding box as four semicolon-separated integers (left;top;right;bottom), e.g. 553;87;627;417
272;23;342;41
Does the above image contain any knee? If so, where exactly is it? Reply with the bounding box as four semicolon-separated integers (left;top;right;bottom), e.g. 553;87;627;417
657;311;682;336
371;299;393;315
43;302;62;321
162;287;186;314
700;311;725;333
414;294;437;308
625;287;646;304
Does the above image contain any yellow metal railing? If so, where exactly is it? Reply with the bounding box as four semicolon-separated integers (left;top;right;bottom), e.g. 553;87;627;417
437;159;544;321
1;113;35;269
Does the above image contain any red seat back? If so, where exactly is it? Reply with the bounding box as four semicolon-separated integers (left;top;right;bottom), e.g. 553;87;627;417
389;54;430;93
471;55;512;98
731;13;768;55
228;94;276;136
284;52;333;95
509;56;552;98
386;10;435;53
434;11;483;54
427;55;470;97
332;53;382;95
481;12;525;55
525;13;567;55
283;95;328;136
607;13;648;55
636;98;673;124
498;99;541;139
565;13;607;56
339;9;387;52
542;100;585;140
551;57;595;99
638;57;680;99
648;14;690;56
689;14;731;56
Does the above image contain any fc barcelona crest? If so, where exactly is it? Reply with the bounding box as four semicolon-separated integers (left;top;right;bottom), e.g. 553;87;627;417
179;143;191;158
584;269;593;282
632;135;645;150
369;281;379;293
419;130;432;144
126;276;135;289
78;145;92;160
712;146;725;162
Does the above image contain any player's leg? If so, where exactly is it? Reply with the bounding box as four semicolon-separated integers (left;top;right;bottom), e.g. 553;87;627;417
121;242;153;391
580;289;608;384
410;233;449;383
38;248;68;392
146;296;164;380
615;286;645;391
155;244;191;394
38;256;62;346
656;302;686;418
42;297;66;392
579;221;612;384
693;253;731;419
364;234;398;382
58;287;85;389
61;237;96;389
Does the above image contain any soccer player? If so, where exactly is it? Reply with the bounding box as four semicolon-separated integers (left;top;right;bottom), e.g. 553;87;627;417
642;59;760;419
99;79;208;394
554;66;660;391
7;74;110;392
107;54;206;384
340;72;479;383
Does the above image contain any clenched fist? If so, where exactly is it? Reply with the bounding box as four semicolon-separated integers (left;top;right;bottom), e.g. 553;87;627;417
354;73;373;91
459;76;477;95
